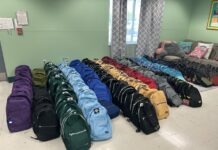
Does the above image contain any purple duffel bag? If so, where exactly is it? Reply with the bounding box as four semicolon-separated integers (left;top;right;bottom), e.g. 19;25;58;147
13;80;31;87
14;76;32;85
15;72;32;80
15;66;32;78
15;65;31;72
12;89;33;104
13;81;32;90
6;94;32;132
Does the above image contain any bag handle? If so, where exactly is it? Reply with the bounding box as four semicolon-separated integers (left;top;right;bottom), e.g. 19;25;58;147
63;57;70;66
43;59;48;65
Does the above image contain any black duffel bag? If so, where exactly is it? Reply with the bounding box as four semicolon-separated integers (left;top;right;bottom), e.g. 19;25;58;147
32;86;60;141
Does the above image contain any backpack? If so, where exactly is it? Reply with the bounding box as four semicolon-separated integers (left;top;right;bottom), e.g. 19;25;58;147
6;94;32;132
129;93;160;134
60;107;91;150
70;60;120;119
55;82;78;103
6;65;33;133
114;83;136;117
59;64;112;141
182;85;202;108
32;68;47;87
45;62;92;149
33;86;51;102
47;74;67;98
55;91;78;117
166;77;202;108
99;101;120;119
83;59;160;134
86;103;112;141
32;86;60;141
32;103;60;141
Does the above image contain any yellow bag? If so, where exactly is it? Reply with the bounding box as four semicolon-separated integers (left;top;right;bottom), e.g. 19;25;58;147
96;60;169;120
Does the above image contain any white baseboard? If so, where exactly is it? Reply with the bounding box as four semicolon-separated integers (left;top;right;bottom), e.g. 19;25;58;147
0;73;6;81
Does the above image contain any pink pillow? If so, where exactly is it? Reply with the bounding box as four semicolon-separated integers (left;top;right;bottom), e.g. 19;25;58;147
189;46;208;59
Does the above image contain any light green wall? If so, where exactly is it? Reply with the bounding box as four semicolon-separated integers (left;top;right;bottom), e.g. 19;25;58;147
187;0;218;43
1;0;211;77
0;0;109;77
160;0;194;41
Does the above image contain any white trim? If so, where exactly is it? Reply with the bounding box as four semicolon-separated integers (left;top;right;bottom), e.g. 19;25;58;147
108;0;140;46
0;73;6;81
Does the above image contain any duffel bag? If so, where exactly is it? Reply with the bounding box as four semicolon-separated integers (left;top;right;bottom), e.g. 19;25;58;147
32;103;60;141
6;94;32;132
60;107;91;150
32;68;47;87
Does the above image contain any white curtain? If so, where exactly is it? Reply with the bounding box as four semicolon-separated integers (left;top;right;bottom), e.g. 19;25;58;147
111;0;127;58
136;0;165;56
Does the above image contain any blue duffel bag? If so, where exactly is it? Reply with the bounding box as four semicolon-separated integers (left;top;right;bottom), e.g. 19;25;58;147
59;63;112;141
70;60;120;119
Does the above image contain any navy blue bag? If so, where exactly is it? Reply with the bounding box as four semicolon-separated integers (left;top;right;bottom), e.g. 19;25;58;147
70;60;120;119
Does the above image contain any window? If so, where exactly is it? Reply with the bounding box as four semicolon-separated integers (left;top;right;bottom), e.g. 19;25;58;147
109;0;141;44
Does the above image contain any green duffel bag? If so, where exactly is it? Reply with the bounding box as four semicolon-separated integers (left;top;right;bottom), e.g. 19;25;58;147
55;91;77;105
32;68;47;87
58;101;82;119
55;83;78;103
55;94;78;118
56;100;78;118
44;62;58;74
47;69;64;81
48;75;66;98
60;107;91;150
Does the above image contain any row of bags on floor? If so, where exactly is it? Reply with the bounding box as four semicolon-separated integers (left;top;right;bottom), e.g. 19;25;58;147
96;59;169;119
143;55;218;87
6;56;203;150
82;59;160;134
44;63;92;149
100;57;202;108
6;65;60;141
113;57;202;107
134;56;185;81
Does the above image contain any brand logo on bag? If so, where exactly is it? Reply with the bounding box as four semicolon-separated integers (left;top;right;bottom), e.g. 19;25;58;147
94;108;100;114
69;129;87;136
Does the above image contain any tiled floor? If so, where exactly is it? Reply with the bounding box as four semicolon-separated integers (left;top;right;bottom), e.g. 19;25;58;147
1;81;218;150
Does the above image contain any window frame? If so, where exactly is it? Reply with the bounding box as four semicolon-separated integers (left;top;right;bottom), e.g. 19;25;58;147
108;0;140;45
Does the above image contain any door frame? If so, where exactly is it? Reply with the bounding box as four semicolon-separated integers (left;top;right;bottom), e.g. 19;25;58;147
0;42;7;81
